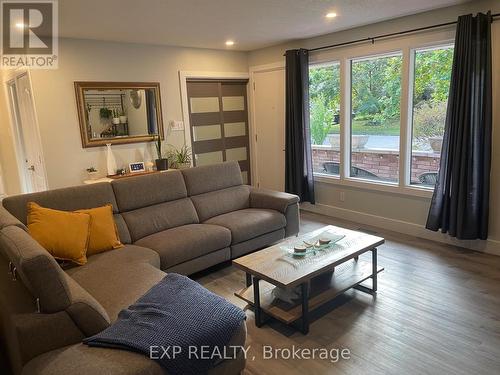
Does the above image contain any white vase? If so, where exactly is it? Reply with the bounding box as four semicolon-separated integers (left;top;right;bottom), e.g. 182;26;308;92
119;115;127;124
106;143;117;176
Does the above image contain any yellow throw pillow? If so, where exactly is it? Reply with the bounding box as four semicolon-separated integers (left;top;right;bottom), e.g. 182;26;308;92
77;204;123;256
27;202;91;265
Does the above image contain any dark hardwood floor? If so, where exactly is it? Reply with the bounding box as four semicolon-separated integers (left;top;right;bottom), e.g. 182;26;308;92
195;211;500;375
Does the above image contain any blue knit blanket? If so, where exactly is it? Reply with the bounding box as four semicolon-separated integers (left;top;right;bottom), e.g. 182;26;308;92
83;273;246;375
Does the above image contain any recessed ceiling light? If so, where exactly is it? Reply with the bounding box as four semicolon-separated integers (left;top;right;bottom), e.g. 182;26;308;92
326;12;337;18
225;40;235;46
15;22;25;28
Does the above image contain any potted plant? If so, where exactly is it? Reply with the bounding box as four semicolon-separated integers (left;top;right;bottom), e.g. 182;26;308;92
112;109;120;125
100;107;112;119
86;166;99;180
119;109;127;124
327;133;369;150
351;135;369;149
154;136;169;171
168;145;192;169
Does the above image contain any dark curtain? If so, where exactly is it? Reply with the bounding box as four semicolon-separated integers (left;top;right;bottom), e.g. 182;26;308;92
145;89;158;134
426;12;492;240
285;49;315;203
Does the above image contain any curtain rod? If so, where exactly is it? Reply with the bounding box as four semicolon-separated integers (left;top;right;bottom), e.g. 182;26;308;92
286;12;500;55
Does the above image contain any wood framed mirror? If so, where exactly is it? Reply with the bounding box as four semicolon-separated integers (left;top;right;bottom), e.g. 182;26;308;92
75;82;164;148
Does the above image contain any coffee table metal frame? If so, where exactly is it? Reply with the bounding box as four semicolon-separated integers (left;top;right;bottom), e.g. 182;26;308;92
233;226;383;334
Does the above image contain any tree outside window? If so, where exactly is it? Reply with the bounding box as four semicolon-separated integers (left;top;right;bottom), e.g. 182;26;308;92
308;45;454;189
411;46;453;186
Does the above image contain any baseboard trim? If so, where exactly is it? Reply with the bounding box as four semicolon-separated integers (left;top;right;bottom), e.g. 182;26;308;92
300;202;500;256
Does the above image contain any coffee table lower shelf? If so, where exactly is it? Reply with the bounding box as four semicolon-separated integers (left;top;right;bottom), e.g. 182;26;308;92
235;260;383;326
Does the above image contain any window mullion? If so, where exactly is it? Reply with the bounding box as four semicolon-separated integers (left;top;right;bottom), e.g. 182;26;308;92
399;48;412;187
340;58;350;181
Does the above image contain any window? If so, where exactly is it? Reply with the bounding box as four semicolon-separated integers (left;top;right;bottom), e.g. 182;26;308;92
350;53;403;183
307;41;454;195
410;46;454;187
309;62;340;176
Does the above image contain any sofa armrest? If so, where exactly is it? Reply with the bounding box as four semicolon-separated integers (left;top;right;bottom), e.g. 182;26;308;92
249;188;299;214
250;188;300;237
0;205;27;231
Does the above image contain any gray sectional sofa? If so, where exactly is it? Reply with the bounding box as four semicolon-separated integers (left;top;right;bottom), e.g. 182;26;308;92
0;161;300;375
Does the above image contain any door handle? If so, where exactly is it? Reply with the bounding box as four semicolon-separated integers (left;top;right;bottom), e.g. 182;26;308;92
27;165;35;171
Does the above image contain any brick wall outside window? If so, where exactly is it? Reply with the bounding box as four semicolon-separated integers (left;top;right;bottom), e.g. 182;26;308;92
312;145;440;183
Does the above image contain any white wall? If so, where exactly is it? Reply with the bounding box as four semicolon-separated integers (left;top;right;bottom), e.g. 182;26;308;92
248;0;500;253
0;38;248;189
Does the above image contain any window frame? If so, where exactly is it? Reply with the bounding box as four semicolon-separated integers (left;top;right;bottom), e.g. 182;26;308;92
309;38;454;199
309;60;341;179
348;51;404;186
406;43;455;189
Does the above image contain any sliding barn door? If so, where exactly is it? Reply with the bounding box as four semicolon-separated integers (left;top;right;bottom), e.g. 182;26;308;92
186;79;250;184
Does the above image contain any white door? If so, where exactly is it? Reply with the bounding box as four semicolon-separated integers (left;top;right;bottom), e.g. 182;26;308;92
7;73;47;193
253;68;285;191
0;165;5;198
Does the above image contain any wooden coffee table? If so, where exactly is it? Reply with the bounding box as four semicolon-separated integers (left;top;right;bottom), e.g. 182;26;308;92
233;225;384;334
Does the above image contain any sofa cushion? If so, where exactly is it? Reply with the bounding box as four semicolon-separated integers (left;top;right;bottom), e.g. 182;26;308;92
135;224;231;269
231;229;285;258
205;208;286;244
181;161;243;196
66;250;165;321
111;170;187;212
2;183;119;224
1;183;132;244
22;343;165;375
21;320;247;375
166;248;230;275
121;198;199;242
190;185;250;222
65;245;160;272
114;214;132;244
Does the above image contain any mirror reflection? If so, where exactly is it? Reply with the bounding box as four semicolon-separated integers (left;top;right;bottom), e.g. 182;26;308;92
75;82;164;148
84;89;158;139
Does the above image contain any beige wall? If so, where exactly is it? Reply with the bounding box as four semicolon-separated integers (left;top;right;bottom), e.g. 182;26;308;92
248;0;500;250
0;38;248;190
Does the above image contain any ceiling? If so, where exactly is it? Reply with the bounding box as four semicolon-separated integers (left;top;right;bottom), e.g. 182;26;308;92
59;0;468;51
